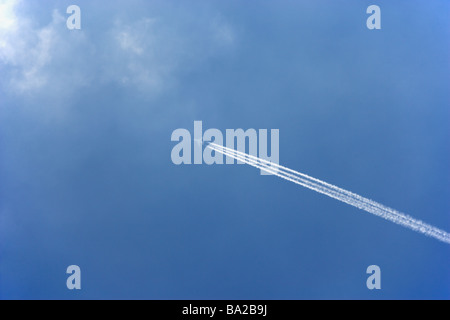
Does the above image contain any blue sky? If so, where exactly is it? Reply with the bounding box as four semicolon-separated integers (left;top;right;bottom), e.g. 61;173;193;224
0;0;449;299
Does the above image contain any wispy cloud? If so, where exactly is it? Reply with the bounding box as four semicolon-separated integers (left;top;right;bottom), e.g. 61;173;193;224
0;3;91;98
0;2;236;100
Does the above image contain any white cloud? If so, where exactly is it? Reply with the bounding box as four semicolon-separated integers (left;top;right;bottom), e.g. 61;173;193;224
0;0;21;64
106;14;236;94
106;18;174;93
0;5;91;96
0;2;236;99
11;11;63;91
0;0;19;31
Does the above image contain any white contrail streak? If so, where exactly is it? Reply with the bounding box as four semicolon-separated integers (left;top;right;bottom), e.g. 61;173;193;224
206;142;450;244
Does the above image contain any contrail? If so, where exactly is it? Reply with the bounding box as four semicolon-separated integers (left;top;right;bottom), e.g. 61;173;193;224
206;142;450;244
